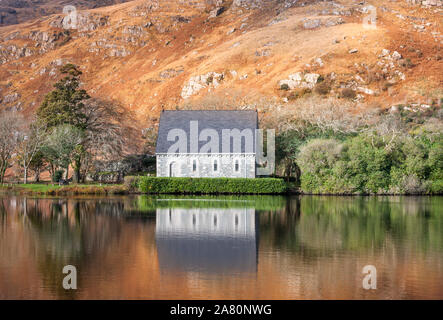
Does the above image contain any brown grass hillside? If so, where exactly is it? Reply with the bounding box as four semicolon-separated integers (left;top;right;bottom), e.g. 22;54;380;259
0;0;442;132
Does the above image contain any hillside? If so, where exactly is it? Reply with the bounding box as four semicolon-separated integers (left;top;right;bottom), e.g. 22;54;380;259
0;0;442;133
0;0;132;26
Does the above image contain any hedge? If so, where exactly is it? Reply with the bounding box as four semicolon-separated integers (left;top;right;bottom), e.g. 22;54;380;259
134;177;288;194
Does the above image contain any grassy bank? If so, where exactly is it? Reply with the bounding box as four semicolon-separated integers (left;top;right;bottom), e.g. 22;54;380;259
0;183;128;195
129;177;288;194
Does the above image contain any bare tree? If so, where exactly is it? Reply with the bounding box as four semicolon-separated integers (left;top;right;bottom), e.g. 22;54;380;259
268;96;372;134
75;98;141;182
142;127;157;155
0;110;23;184
16;120;46;184
365;113;407;151
43;124;84;182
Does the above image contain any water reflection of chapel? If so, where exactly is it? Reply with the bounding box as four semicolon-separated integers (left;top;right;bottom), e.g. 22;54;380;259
155;205;259;274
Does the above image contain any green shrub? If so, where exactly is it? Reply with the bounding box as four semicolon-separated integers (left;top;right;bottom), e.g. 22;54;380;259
300;172;323;193
52;170;64;182
298;139;343;174
428;140;443;179
343;135;392;193
276;104;442;194
366;171;390;194
135;177;288;194
429;179;443;194
296;129;443;194
298;139;345;193
401;137;429;179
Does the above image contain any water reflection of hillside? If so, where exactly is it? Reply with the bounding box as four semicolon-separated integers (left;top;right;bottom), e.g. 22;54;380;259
1;195;442;299
156;206;259;274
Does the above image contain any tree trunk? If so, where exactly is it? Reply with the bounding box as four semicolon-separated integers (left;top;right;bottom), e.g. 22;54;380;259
34;168;40;183
23;166;28;184
73;159;81;184
0;163;7;184
65;165;69;180
49;163;55;182
284;160;291;182
73;167;80;183
293;163;301;184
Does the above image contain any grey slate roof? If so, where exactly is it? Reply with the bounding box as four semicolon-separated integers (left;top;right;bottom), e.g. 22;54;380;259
156;236;258;273
155;110;258;154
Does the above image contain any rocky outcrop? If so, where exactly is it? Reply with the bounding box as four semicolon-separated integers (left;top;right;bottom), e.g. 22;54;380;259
109;46;131;57
233;0;299;10
2;92;20;104
49;12;109;32
123;25;146;37
159;68;184;79
181;72;224;99
302;17;344;29
376;49;406;82
279;72;320;90
407;0;442;6
28;31;51;43
0;44;34;64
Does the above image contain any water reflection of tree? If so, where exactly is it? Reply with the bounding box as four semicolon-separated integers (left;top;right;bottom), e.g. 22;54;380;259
258;196;301;250
259;196;442;258
0;198;10;244
0;198;7;225
19;198;125;299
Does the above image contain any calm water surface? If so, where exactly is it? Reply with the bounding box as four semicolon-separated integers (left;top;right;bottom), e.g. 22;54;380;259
0;195;442;299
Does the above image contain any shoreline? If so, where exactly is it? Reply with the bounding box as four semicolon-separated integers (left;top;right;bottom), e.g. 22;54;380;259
0;183;129;196
0;183;441;196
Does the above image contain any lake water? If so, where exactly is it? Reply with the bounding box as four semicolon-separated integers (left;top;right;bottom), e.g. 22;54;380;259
0;195;442;299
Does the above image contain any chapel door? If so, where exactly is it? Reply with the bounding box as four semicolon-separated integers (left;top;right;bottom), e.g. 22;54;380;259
169;161;178;177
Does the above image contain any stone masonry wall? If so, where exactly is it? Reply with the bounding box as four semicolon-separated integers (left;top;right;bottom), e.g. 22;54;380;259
157;154;256;178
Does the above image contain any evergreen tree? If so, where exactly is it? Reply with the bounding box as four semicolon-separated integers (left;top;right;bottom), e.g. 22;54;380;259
37;64;90;129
